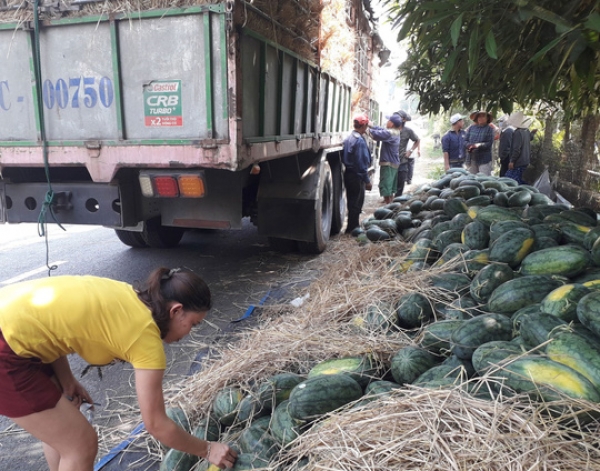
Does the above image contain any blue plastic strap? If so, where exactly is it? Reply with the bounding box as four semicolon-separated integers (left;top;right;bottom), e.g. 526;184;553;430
231;290;271;323
94;423;146;470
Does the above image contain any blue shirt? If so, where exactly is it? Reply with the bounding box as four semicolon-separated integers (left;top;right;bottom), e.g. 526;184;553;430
441;129;466;162
368;126;401;166
342;130;372;184
465;124;495;164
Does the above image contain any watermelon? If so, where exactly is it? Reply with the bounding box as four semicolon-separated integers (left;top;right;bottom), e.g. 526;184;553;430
159;448;198;471
374;207;394;220
429;273;471;295
364;380;402;396
583;226;600;250
230;453;270;471
366;227;392;242
238;426;279;459
213;387;244;426
540;283;592;322
432;230;463;252
453;185;481;200
507;190;532;207
413;364;466;385
410;200;424;214
559;209;597;227
546;329;600;390
441;354;476;377
390;346;439;385
492;356;600;402
530;223;561;242
473;205;522;227
531;236;559;252
443;198;469;218
420;320;465;354
469;262;515;304
559;222;592;246
446;296;478;319
489;227;535;268
487;276;565;314
434;244;470;266
450;313;513;360
308;355;379;389
471;340;523;374
520;245;590;278
493;192;509;207
166;407;191;432
407;239;438;263
353;302;398;333
270;400;305;447
450;212;474;231
461;220;490;250
460;249;490;274
395;292;433;328
234;393;270;425
518;311;567;350
287;374;363;421
576;291;600;338
489;220;530;244
192;416;221;442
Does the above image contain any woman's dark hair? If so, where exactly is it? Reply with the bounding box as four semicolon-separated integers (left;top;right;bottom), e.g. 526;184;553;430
136;267;212;338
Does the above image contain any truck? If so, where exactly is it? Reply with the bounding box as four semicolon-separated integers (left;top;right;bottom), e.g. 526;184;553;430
0;0;386;253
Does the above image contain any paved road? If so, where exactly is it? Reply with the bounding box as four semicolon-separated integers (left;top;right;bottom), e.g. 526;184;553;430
0;221;315;470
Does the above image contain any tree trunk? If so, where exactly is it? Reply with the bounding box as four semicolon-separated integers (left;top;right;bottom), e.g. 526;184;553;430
581;114;600;189
562;120;570;148
541;114;557;175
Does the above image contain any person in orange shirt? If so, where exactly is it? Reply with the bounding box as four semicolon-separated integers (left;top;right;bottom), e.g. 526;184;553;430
0;268;237;471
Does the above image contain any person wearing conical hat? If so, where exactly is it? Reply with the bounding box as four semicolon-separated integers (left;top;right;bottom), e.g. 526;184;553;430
505;112;533;184
498;113;517;177
465;111;495;175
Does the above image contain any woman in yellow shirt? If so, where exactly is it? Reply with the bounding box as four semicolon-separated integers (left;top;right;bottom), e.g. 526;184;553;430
0;267;237;471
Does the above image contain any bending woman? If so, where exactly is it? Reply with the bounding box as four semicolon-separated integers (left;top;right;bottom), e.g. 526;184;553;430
0;267;237;471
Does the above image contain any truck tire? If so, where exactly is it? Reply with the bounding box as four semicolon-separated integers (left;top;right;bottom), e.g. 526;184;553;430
330;164;346;236
114;229;148;248
298;161;333;254
141;217;185;248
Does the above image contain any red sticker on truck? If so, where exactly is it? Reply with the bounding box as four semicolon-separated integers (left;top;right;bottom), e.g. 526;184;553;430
143;80;182;127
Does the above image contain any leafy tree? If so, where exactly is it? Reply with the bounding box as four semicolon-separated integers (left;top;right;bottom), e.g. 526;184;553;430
385;0;600;118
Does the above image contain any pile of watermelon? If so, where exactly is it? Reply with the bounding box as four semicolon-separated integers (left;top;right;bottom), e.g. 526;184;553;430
348;167;600;406
161;356;384;471
161;168;600;471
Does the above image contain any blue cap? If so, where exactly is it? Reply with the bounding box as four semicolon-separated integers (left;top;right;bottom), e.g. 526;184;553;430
386;114;403;127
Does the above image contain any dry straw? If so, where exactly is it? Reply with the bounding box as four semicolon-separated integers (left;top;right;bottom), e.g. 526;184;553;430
163;237;600;470
0;0;358;82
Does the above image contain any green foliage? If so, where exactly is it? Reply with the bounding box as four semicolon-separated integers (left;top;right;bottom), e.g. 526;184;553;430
427;164;446;181
385;0;600;118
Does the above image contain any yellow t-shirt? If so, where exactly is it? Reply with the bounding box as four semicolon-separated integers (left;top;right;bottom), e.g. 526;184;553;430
0;276;166;369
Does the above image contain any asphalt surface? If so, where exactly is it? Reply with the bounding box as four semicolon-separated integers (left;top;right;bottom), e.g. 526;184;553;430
0;220;316;471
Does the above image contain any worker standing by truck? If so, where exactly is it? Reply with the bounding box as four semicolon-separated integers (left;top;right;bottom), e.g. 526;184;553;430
342;115;372;234
0;268;237;471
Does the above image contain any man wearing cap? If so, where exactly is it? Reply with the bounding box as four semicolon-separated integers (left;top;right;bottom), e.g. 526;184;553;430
465;111;495;175
342;115;372;234
441;114;466;171
368;114;403;204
